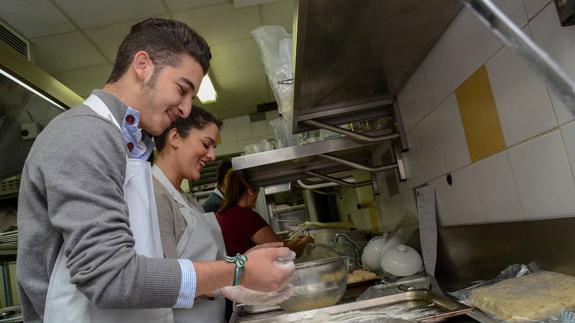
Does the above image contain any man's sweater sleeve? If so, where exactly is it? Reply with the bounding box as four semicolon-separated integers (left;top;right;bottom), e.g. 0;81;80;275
41;115;182;309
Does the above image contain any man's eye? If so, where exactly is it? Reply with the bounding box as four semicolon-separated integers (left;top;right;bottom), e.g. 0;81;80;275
178;85;187;95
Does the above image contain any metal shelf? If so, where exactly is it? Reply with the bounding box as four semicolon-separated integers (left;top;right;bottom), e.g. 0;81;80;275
231;135;405;187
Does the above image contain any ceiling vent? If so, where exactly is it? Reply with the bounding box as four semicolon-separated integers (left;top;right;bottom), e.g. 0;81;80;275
0;21;30;60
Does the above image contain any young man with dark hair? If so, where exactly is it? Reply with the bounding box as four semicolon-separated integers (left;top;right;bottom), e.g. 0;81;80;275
17;18;294;323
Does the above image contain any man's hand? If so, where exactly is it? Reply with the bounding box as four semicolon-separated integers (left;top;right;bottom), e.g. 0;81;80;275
241;247;295;292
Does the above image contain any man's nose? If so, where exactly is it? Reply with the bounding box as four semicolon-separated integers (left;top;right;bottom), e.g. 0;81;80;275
178;95;193;117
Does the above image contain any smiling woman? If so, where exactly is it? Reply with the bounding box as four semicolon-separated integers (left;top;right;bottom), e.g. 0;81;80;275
152;106;229;322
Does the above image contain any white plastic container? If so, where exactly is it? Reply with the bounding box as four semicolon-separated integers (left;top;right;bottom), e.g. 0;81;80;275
361;234;388;270
380;244;423;277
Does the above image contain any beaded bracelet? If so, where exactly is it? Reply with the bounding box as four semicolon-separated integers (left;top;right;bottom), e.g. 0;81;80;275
224;253;247;286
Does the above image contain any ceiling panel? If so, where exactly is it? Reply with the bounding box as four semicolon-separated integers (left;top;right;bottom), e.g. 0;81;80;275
81;14;171;62
215;65;266;89
261;0;296;33
53;0;168;29
210;38;263;75
31;32;108;74
55;64;113;97
0;0;75;38
0;0;295;120
173;4;260;45
215;66;271;114
164;0;232;12
84;21;135;62
218;88;269;113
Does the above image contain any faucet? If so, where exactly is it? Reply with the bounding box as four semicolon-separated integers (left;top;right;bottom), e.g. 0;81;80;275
334;232;362;270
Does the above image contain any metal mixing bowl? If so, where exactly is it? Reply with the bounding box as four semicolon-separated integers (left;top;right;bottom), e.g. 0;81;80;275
280;256;349;312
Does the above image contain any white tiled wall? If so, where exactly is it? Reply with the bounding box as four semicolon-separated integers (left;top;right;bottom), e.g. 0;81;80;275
216;113;276;156
380;1;575;228
486;38;557;146
449;165;486;226
431;94;470;172
474;151;523;223
507;130;575;220
523;0;551;19
529;3;575;125
425;9;484;107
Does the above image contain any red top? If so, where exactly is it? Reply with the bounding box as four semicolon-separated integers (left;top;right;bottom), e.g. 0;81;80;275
216;206;269;256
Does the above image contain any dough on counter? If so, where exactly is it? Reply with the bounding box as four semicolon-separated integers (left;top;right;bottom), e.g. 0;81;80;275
469;271;575;322
347;269;378;284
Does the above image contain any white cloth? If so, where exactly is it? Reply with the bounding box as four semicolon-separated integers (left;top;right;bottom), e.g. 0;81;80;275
43;94;174;323
153;165;227;323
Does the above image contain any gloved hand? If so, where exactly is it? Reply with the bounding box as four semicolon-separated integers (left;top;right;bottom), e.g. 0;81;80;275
220;284;293;306
241;247;296;292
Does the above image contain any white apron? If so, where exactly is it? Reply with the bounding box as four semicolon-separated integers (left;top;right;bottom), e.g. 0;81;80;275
44;94;174;323
152;165;227;323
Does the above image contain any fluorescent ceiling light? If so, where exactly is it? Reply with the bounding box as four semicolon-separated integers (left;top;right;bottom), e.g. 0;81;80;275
0;68;66;111
197;74;217;103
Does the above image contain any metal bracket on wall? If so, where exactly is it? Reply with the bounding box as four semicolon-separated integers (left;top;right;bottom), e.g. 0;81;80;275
305;171;373;187
303;119;400;143
296;179;339;190
316;143;407;183
394;142;407;182
393;100;409;151
317;154;399;172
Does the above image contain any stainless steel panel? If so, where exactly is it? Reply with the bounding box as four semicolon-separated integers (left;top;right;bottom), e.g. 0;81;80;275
235;290;471;322
435;217;575;287
292;0;462;132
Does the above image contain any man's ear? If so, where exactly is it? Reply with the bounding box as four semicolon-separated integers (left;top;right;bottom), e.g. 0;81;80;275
132;51;154;82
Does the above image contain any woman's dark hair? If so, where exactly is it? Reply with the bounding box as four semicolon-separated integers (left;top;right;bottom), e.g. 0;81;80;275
218;170;254;214
107;18;211;83
216;158;233;187
154;105;222;151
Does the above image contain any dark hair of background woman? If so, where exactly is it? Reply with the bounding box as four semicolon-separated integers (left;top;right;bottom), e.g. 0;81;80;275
218;170;255;214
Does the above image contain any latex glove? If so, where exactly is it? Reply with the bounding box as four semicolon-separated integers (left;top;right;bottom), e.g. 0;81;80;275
220;284;293;306
242;247;296;292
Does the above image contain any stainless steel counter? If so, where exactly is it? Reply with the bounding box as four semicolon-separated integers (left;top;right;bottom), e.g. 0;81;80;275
232;275;472;323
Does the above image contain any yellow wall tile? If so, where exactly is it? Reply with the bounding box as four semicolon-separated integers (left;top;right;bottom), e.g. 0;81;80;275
455;65;506;161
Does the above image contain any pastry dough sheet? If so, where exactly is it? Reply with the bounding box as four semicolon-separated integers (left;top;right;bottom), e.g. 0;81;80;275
469;271;575;321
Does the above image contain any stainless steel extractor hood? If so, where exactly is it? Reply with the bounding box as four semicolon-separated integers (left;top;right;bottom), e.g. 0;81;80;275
292;0;462;132
0;41;82;198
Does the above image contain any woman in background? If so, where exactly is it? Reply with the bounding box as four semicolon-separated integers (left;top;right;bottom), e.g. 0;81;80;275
216;170;313;257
